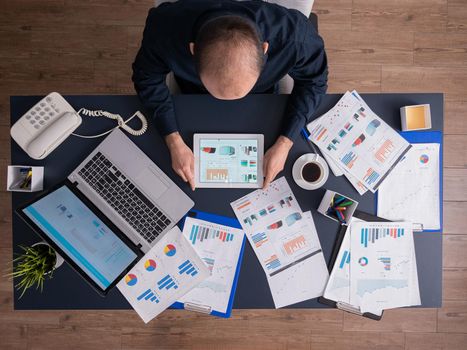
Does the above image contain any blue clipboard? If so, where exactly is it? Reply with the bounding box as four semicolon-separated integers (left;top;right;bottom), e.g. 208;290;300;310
376;130;443;232
171;209;246;318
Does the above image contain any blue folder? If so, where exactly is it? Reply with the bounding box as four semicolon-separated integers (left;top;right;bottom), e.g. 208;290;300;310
376;130;443;232
171;209;246;318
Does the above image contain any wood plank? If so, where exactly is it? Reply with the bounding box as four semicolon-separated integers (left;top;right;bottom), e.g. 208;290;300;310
438;300;467;333
448;0;467;32
352;0;447;33
405;332;467;350
443;201;467;234
382;66;467;101
415;32;467;67
238;309;343;333
328;64;381;93
0;323;27;350
27;323;124;350
444;268;467;300
310;330;405;350
322;30;413;65
30;25;128;61
343;308;437;332
444;135;467;167
445;100;467;135
61;1;149;27
313;0;352;32
443;235;467;268
444;168;467;201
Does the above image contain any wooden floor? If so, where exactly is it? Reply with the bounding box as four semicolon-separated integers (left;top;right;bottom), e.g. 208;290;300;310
1;0;467;349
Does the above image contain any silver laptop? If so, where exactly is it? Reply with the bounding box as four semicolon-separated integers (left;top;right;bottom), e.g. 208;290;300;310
68;128;194;253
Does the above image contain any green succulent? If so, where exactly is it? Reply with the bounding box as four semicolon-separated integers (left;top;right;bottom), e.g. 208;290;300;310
8;244;57;298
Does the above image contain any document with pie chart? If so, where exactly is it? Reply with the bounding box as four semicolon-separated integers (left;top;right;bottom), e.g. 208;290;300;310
117;226;210;323
377;143;440;230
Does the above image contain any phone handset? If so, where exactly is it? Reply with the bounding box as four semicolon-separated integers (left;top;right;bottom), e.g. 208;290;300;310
72;109;148;138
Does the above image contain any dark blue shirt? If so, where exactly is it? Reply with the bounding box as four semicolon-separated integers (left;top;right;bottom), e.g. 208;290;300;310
133;0;328;141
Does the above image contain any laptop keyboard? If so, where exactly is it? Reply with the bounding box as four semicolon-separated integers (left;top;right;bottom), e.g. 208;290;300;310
77;152;171;244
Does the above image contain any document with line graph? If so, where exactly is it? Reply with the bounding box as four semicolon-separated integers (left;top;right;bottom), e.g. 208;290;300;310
177;217;244;315
307;90;411;193
231;177;328;308
117;227;210;323
349;221;420;313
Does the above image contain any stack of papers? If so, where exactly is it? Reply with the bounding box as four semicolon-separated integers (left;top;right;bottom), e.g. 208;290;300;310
307;91;412;194
177;217;244;315
324;219;420;315
231;177;329;308
117;227;210;323
377;143;441;231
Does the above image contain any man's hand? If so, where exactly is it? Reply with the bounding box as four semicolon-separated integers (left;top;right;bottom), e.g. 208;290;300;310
166;132;195;191
263;136;293;189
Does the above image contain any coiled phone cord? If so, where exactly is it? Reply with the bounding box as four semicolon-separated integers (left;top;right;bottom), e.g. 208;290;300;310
72;108;148;138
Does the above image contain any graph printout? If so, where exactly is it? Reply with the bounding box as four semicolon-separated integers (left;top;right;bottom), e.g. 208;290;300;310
349;221;420;313
117;227;210;323
178;217;244;314
231;177;329;308
377;143;440;230
307;91;411;192
199;138;258;184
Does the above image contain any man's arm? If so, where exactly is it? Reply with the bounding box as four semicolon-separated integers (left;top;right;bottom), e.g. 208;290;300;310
132;14;178;137
281;29;328;141
263;28;327;189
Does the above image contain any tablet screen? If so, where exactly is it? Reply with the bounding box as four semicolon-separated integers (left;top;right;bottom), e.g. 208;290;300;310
22;185;138;290
199;138;259;184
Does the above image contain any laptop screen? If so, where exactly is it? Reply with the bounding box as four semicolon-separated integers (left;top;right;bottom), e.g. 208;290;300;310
22;185;138;290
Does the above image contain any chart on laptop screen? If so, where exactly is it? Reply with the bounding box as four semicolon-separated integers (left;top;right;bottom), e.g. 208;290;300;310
199;139;258;183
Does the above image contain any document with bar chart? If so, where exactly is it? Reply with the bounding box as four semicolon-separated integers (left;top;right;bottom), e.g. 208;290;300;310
117;227;210;323
306;90;411;192
231;177;328;308
349;221;420;313
177;217;244;315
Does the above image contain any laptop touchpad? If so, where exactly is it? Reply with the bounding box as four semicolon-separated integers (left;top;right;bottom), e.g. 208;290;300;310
135;167;168;200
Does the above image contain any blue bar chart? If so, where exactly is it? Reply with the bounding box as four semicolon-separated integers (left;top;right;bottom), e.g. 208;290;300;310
361;227;405;247
339;250;350;269
178;259;199;276
251;232;268;247
189;224;234;245
157;274;178;291
137;288;160;303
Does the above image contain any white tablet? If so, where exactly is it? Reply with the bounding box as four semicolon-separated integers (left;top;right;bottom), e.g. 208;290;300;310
194;134;264;188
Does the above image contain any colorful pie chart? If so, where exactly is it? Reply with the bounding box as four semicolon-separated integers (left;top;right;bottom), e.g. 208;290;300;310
420;154;429;164
125;273;138;286
164;244;176;257
358;257;369;266
145;259;157;271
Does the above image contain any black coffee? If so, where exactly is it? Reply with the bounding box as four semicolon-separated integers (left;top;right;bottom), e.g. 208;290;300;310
302;162;322;183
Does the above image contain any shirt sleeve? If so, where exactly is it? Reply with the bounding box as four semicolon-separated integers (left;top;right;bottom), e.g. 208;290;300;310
281;29;328;142
132;15;179;137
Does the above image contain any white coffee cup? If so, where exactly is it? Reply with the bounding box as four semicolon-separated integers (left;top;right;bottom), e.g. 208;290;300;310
292;153;329;190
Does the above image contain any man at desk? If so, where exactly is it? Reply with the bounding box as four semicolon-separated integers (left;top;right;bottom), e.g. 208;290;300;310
132;0;328;190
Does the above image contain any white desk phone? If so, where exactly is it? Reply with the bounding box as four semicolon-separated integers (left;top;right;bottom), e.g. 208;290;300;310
10;92;148;160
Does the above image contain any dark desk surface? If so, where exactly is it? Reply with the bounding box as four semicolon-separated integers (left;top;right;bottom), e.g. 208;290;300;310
10;93;443;310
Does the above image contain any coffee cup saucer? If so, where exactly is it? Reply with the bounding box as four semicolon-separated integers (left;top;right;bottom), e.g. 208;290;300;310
292;153;329;190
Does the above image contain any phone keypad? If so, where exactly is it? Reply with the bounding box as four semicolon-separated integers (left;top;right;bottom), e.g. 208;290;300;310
24;98;59;131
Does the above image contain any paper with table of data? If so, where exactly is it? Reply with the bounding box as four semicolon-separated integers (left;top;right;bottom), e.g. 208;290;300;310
231;177;328;308
307;90;411;193
177;217;244;315
349;221;420;313
117;227;210;323
377;143;440;231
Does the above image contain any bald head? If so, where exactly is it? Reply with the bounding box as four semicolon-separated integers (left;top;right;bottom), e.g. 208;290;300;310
192;16;267;100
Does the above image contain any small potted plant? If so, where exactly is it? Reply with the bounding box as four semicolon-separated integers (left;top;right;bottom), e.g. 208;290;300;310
8;242;64;298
